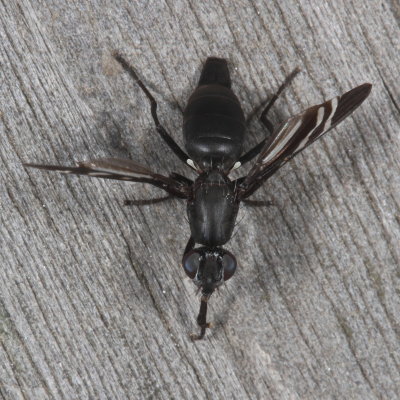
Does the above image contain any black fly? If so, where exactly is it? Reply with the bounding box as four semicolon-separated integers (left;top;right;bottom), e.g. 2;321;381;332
25;55;372;340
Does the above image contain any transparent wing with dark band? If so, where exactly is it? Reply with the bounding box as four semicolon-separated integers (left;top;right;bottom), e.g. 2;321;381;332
24;157;190;198
238;83;372;198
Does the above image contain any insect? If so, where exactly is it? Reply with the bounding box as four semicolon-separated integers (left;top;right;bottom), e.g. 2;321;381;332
25;54;372;340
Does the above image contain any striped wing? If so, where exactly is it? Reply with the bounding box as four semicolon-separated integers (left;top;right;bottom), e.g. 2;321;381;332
238;83;372;198
24;158;190;198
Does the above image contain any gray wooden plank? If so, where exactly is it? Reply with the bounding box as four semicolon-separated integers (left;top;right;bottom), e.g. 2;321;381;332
1;0;399;399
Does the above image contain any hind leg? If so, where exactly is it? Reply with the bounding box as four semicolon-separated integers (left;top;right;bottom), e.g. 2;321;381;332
113;52;190;166
238;68;300;165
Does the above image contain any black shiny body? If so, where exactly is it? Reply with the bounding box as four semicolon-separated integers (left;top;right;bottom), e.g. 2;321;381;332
187;170;238;246
183;58;245;172
184;58;243;247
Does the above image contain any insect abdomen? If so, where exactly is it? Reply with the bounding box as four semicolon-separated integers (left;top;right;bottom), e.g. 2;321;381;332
183;58;245;170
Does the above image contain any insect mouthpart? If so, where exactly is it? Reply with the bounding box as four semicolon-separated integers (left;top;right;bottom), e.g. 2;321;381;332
183;246;237;341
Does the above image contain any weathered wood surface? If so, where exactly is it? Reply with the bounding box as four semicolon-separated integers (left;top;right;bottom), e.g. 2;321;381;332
1;0;399;399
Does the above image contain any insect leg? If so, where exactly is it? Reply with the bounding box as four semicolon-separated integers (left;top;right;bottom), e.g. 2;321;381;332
238;68;300;166
181;237;211;341
124;195;173;206
242;199;274;207
113;52;190;165
259;67;300;132
169;172;193;186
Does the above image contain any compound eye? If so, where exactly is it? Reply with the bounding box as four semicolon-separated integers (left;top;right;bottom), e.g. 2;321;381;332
182;250;200;279
222;251;237;281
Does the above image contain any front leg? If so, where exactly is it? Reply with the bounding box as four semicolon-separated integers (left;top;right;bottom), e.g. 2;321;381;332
182;237;212;341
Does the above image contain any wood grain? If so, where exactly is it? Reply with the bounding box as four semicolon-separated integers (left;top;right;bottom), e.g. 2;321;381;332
1;0;399;398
